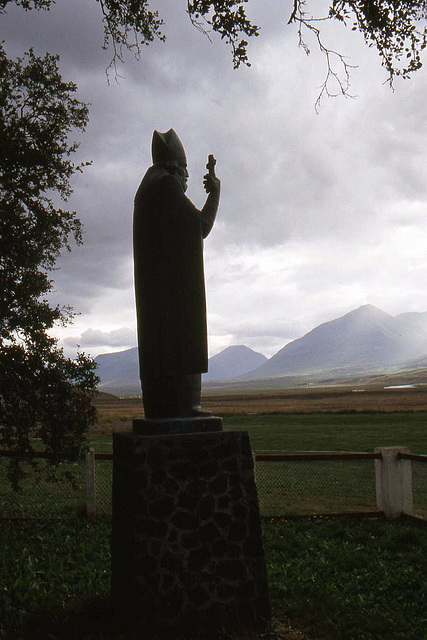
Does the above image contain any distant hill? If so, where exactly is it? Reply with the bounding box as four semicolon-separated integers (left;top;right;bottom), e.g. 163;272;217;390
94;305;427;392
202;345;267;382
95;347;139;394
95;344;268;394
242;304;427;380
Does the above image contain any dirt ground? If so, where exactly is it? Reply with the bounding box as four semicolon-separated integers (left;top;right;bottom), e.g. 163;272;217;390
92;384;427;425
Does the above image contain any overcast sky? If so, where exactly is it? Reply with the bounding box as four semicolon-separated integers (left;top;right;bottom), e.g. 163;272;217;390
3;1;427;359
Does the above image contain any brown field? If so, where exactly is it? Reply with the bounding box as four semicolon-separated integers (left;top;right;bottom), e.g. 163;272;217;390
92;385;427;433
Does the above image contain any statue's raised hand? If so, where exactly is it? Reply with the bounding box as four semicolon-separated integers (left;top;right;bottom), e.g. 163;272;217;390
203;154;220;194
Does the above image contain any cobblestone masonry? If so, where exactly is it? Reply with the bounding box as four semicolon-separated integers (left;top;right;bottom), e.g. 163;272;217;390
112;429;270;635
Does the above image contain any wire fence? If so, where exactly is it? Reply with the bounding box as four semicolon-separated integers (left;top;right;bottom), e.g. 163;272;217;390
0;455;86;519
0;448;426;520
255;453;379;517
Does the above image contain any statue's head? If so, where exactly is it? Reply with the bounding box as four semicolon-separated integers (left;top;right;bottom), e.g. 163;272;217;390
152;129;188;191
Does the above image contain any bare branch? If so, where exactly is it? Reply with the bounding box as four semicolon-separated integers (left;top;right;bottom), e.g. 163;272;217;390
289;1;357;111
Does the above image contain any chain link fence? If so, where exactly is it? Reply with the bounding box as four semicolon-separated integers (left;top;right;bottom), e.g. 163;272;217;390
402;456;427;519
0;454;86;518
255;454;378;517
95;456;113;516
1;449;426;520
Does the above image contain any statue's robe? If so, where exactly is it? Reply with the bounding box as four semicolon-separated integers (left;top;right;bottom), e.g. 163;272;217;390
133;165;214;383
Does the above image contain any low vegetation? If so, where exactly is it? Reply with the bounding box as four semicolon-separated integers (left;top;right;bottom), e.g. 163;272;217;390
1;394;426;638
91;407;427;455
0;517;426;640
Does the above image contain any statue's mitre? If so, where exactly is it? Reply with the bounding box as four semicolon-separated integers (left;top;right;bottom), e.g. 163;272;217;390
151;129;187;166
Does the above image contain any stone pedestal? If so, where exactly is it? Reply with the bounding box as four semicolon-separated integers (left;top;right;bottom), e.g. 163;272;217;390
133;415;223;435
112;427;270;635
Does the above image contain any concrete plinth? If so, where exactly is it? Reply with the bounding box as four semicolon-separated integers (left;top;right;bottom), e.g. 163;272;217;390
133;415;223;435
111;429;270;635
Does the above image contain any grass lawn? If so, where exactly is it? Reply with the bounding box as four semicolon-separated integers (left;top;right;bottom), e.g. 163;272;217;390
0;517;426;640
222;412;427;454
85;412;427;519
90;411;427;454
2;412;426;519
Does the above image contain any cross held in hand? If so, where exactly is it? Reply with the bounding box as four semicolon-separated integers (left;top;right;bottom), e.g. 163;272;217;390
206;154;216;177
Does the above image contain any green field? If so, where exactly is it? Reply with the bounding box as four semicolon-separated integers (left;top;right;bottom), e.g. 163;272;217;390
1;411;427;639
1;412;426;519
1;517;426;640
222;412;427;454
90;411;427;454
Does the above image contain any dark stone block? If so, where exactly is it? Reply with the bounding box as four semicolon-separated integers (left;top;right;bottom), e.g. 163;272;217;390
249;511;262;536
229;521;247;541
222;457;239;472
216;559;247;581
214;511;232;529
200;521;221;543
187;479;207;500
166;446;185;461
218;583;236;600
230;487;243;501
160;572;177;593
168;529;178;543
164;477;180;495
209;475;227;494
170;461;196;481
244;536;264;557
181;533;199;549
187;445;209;465
178;491;194;510
198;494;215;520
189;585;210;607
130;467;148;484
255;597;272;623
229;472;241;487
151;469;166;485
232;503;248;519
240;580;256;599
171;510;196;530
134;554;158;574
112;430;269;635
215;441;237;458
188;548;208;572
200;459;219;478
149;496;175;518
133;416;223;435
212;539;228;555
150;540;162;556
135;518;168;539
238;600;254;624
147;446;165;466
218;494;230;510
163;590;184;619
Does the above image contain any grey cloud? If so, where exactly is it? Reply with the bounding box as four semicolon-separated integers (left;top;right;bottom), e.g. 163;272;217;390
63;327;136;350
4;0;427;358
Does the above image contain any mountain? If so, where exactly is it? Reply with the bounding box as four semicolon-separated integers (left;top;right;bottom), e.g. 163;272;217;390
202;345;267;382
95;344;268;393
94;305;427;391
242;304;427;380
95;347;139;394
395;311;427;333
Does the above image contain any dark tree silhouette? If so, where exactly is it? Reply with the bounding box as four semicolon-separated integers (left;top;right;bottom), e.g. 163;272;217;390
2;1;426;101
0;47;98;486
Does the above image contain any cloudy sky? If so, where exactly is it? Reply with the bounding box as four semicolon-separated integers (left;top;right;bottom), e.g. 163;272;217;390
3;1;427;359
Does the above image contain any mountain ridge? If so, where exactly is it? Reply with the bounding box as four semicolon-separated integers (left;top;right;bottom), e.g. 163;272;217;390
241;304;427;380
94;304;427;393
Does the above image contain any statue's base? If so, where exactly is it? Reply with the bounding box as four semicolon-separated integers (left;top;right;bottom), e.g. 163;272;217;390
111;429;270;635
133;415;223;435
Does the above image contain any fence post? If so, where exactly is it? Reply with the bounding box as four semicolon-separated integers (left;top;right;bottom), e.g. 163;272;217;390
375;447;413;518
85;449;96;518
